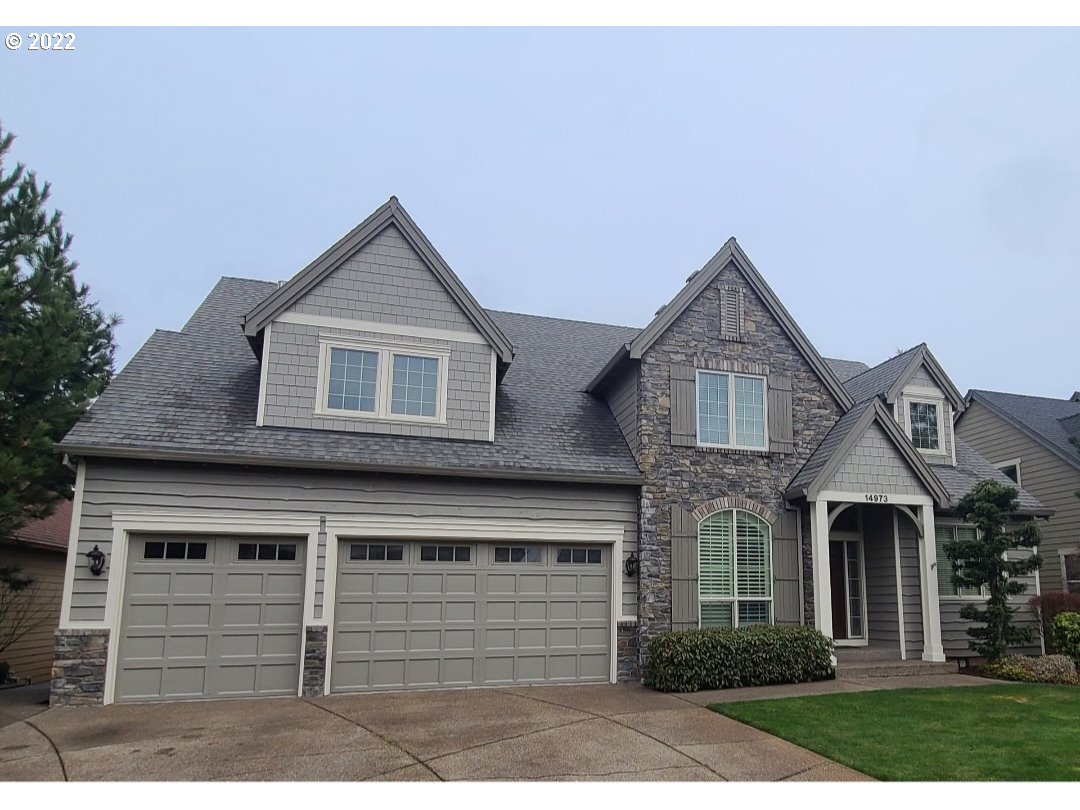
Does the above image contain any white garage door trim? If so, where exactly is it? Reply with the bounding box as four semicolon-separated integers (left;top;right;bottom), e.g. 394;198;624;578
322;516;626;692
103;511;321;705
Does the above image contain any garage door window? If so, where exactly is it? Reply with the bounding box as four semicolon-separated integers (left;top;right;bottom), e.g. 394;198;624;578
238;542;298;561
494;546;543;563
349;543;405;562
145;541;207;561
420;545;472;562
556;547;602;564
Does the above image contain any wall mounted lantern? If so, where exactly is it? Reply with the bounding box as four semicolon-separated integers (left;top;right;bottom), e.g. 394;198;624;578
86;545;106;576
624;552;640;578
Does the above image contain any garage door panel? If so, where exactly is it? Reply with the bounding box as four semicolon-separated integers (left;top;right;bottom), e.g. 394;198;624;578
332;540;611;693
117;535;305;703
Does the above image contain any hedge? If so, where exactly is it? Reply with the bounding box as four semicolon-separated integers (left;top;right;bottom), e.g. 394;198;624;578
1051;612;1080;664
980;654;1079;685
643;624;834;693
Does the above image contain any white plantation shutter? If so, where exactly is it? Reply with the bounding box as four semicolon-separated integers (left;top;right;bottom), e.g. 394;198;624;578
699;511;734;598
736;512;771;598
936;525;984;598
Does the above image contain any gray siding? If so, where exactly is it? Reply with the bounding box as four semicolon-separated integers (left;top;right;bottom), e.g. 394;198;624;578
863;506;899;648
263;320;492;441
895;364;953;464
823;421;926;496
897;515;924;659
292;224;478;333
605;367;640;457
69;461;639;623
957;401;1080;593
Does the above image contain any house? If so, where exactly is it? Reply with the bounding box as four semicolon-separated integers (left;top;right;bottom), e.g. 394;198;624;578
1;500;71;684
956;390;1080;594
51;197;1048;706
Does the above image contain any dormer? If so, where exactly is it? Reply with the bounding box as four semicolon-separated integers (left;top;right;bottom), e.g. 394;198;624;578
242;197;514;442
843;344;966;466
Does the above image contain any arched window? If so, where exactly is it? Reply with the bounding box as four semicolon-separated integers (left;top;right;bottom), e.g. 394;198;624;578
699;509;772;628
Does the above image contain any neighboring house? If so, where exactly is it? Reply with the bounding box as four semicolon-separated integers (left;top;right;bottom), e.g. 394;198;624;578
957;390;1080;594
1;500;71;684
50;198;1048;706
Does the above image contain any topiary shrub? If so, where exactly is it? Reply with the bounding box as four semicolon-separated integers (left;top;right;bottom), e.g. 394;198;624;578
1029;592;1080;652
643;625;834;693
980;654;1078;685
1051;611;1080;664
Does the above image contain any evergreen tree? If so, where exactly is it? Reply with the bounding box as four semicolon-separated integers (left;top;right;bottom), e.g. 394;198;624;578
944;480;1042;660
0;123;118;542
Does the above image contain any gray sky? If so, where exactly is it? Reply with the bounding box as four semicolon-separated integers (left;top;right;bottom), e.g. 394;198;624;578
3;27;1077;397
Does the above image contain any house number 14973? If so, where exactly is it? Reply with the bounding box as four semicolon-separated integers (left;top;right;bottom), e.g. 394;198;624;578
864;493;889;503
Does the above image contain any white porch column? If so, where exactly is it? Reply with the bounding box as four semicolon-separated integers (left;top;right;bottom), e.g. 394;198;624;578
810;499;833;640
917;505;945;662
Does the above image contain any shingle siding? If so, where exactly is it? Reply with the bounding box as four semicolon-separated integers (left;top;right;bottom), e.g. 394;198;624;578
957;400;1080;593
263;320;492;441
291;224;479;334
823;421;926;496
605;367;640;456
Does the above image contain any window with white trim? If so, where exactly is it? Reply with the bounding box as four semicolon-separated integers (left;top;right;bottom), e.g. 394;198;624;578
1062;552;1080;594
997;460;1022;486
699;509;772;627
697;371;767;450
935;525;988;598
907;399;942;451
316;337;448;423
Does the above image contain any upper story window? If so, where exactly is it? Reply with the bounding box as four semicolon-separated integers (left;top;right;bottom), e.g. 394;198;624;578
997;459;1022;486
316;336;448;423
697;371;766;450
699;509;772;627
907;399;941;451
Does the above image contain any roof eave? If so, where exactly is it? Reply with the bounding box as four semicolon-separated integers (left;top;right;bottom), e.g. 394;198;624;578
585;344;632;394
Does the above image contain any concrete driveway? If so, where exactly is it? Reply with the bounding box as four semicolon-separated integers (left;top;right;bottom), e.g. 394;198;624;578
1;684;870;781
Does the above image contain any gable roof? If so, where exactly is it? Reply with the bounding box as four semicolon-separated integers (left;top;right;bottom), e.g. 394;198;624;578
59;277;642;484
966;389;1080;474
587;239;854;409
936;438;1050;516
785;398;951;506
824;357;870;383
843;343;965;411
241;197;515;365
11;499;72;551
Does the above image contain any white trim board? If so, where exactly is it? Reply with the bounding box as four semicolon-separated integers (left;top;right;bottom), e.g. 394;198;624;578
275;310;488;346
255;321;271;427
815;491;935;507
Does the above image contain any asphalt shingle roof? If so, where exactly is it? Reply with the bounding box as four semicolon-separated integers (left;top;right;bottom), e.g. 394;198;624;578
969;389;1080;472
59;278;644;482
11;499;72;551
935;439;1047;514
842;344;923;404
823;357;870;383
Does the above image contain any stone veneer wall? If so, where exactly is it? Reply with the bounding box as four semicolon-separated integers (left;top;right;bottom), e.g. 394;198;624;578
616;622;640;682
636;261;845;653
51;628;109;706
302;626;328;697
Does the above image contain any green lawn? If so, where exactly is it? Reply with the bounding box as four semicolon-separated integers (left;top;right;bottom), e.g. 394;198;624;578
712;684;1080;781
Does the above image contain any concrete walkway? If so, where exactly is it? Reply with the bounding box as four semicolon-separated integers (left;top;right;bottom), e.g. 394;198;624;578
0;683;871;782
0;683;51;729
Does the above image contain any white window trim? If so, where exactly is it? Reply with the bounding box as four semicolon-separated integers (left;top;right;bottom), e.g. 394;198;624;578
697;508;774;628
695;370;769;451
314;334;450;425
993;457;1023;488
905;394;946;455
936;523;990;601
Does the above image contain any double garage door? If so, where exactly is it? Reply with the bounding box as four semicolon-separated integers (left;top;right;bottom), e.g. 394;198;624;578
116;535;611;702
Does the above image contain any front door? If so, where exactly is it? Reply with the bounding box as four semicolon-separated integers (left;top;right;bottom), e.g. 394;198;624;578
830;543;847;639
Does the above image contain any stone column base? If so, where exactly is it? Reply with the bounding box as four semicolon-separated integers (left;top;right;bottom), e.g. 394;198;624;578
302;626;328;697
617;621;641;682
51;628;110;706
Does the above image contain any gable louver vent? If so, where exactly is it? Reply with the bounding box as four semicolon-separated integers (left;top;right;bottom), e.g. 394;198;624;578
719;286;742;341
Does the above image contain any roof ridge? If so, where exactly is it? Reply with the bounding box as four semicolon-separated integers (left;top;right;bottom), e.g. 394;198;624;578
972;388;1080;405
486;308;642;332
843;343;924;383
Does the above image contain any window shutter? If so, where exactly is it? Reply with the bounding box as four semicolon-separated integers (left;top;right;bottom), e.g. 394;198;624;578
720;286;742;341
670;365;697;447
767;373;794;455
671;504;699;630
772;509;801;625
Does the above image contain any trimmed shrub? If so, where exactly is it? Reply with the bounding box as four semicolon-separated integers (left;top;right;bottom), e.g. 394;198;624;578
1029;592;1080;652
980;654;1079;685
643;625;834;693
1051;611;1080;664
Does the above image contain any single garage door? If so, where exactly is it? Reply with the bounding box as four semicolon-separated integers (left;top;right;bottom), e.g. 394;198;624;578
116;535;305;702
331;541;611;692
